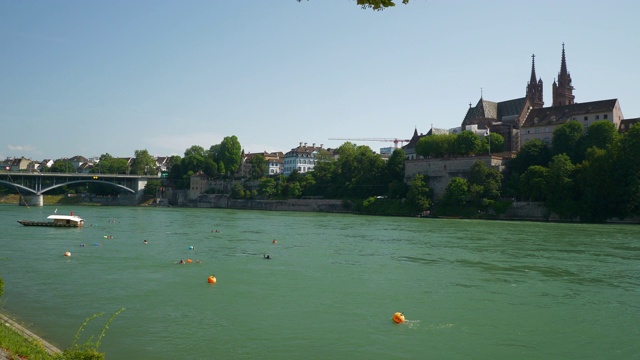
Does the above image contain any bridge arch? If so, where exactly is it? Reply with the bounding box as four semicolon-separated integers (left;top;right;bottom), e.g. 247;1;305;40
0;180;38;194
40;180;136;194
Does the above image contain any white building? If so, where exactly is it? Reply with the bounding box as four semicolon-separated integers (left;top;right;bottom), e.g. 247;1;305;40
283;142;324;176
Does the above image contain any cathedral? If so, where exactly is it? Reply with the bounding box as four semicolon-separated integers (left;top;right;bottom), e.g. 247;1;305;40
460;44;622;152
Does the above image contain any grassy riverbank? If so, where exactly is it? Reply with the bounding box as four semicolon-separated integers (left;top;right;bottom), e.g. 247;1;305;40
0;314;57;360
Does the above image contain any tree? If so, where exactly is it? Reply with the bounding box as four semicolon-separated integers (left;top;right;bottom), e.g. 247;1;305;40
297;0;410;11
131;149;157;175
610;124;640;218
483;132;505;154
258;178;277;198
219;136;242;176
552;120;584;162
386;148;405;183
50;159;74;173
467;160;502;201
405;174;432;212
415;134;456;158
249;154;267;180
441;177;470;206
507;139;552;175
519;165;549;202
231;183;245;199
545;154;577;218
583;120;619;152
454;130;482;156
144;179;161;196
573;148;617;222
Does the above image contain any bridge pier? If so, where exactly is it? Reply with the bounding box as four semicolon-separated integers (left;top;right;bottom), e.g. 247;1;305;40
20;195;43;207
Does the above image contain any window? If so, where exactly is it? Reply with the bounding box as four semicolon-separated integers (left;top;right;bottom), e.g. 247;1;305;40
584;116;588;121
604;114;608;119
595;115;600;120
545;127;549;133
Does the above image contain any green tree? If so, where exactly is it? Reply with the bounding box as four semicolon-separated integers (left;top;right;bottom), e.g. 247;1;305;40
483;131;505;154
545;154;577;218
386;148;405;183
467;160;502;201
219;136;242;176
441;177;471;206
552;120;584;162
231;183;245;199
249;154;267;180
519;165;549;201
415;134;456;158
258;178;277;198
505;138;551;198
297;0;410;11
405;174;432;212
50;159;74;173
583;120;619;152
454;130;482;156
610;124;640;218
144;179;161;196
574;148;617;222
131;149;157;175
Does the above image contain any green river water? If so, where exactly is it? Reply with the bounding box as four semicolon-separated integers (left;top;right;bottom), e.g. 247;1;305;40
0;205;638;359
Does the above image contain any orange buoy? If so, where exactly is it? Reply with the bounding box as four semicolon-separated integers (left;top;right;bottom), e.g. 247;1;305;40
186;259;193;263
207;275;217;284
392;312;405;324
64;251;71;257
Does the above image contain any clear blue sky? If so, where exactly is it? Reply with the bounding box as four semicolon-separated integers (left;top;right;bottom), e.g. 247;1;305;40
2;0;639;161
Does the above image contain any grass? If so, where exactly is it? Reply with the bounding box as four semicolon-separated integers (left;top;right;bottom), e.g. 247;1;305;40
0;320;56;360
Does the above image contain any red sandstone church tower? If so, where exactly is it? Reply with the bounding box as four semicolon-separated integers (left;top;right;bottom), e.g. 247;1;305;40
526;54;544;109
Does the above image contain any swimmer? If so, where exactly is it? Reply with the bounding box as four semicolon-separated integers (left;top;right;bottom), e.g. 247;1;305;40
263;254;271;260
178;259;185;264
143;240;148;244
272;239;277;244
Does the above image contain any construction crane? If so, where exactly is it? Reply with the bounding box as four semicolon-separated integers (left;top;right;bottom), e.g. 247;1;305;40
329;138;411;148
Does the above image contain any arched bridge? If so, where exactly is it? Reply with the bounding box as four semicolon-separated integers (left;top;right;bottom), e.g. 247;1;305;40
0;172;158;196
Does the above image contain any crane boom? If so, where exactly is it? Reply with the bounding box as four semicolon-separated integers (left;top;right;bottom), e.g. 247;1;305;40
328;138;411;148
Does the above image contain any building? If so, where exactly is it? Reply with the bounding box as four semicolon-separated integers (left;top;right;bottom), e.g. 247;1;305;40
240;151;284;178
461;53;546;152
520;44;625;145
283;142;324;176
521;99;623;145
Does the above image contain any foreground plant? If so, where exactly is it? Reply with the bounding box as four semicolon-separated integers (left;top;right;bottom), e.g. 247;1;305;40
59;308;126;360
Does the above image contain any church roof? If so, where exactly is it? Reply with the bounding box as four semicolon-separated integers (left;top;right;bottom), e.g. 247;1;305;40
463;97;526;123
521;99;618;128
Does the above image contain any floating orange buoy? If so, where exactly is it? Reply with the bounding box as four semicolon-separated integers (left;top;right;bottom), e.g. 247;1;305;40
207;275;217;284
186;259;193;263
64;251;71;257
392;312;405;324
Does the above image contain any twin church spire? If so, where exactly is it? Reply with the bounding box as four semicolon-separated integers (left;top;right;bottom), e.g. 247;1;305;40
526;43;575;109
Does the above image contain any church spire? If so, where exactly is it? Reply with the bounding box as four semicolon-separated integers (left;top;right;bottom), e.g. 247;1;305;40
552;43;574;106
529;54;537;84
559;43;568;80
526;54;544;109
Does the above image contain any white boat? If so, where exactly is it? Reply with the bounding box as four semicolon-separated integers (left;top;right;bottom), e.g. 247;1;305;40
18;213;85;227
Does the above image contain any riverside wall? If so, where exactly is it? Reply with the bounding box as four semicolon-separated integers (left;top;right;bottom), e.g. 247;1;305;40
169;191;351;213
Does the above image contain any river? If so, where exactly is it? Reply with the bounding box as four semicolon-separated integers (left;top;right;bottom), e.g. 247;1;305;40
0;205;638;359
